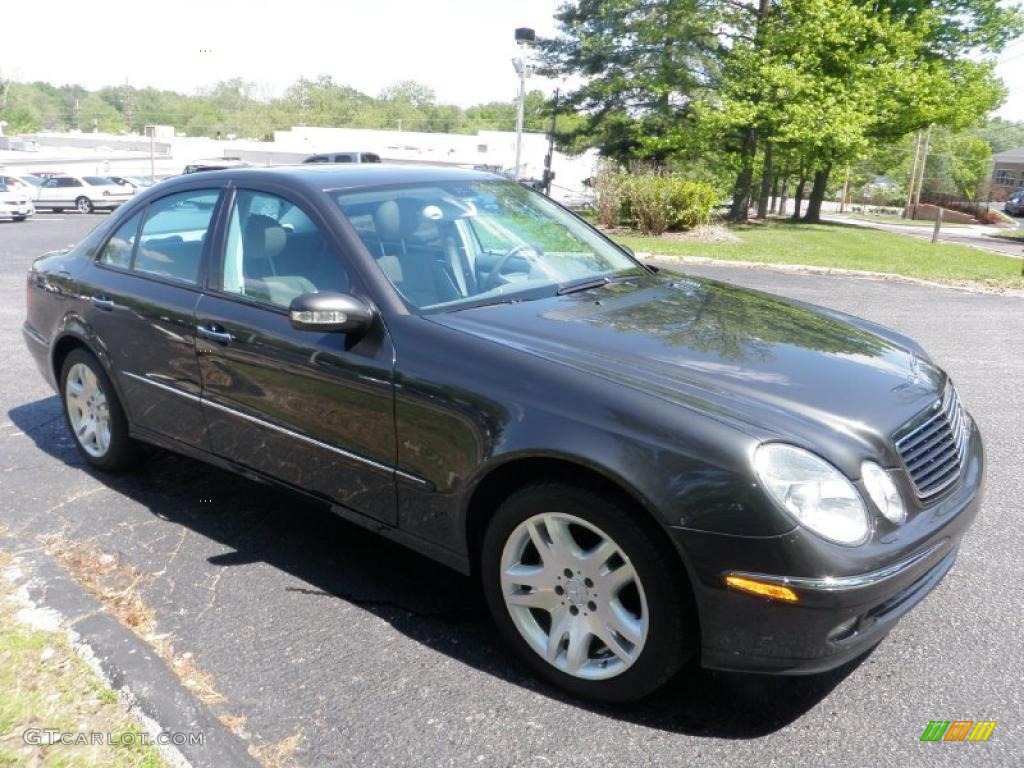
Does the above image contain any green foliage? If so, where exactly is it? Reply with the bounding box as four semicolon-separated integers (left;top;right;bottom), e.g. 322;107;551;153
619;170;718;235
0;77;568;141
539;0;725;164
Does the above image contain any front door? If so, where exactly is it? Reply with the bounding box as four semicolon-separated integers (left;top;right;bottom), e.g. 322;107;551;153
82;186;224;447
36;176;82;209
195;187;397;524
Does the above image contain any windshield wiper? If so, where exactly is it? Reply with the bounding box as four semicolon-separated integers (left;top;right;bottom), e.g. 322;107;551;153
557;276;611;295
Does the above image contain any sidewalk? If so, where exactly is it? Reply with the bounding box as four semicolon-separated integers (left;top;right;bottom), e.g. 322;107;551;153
824;214;1024;259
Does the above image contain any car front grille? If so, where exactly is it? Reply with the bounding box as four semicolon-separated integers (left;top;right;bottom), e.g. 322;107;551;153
894;385;969;500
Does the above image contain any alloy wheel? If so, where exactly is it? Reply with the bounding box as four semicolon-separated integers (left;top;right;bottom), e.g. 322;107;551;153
64;362;112;458
499;512;649;680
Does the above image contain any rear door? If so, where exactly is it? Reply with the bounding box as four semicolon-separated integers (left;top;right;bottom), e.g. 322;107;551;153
195;184;398;523
82;186;225;447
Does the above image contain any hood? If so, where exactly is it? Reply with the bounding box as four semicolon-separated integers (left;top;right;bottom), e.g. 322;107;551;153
430;273;945;467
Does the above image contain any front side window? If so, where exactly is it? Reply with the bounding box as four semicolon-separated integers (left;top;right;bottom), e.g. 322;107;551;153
332;180;642;310
98;210;143;269
133;189;220;284
221;190;350;307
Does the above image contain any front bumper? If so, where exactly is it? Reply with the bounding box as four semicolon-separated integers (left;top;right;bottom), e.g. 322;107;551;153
0;203;34;217
674;425;984;675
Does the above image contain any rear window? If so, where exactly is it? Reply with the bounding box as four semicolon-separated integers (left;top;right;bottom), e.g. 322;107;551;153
84;176;117;186
362;153;382;163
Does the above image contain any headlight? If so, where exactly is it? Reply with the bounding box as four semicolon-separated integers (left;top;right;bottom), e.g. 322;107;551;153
753;444;869;545
861;461;905;524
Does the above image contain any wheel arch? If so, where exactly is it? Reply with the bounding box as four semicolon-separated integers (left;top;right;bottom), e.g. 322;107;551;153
463;454;699;604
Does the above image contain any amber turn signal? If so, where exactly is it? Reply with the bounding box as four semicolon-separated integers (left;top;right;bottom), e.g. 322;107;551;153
724;575;799;602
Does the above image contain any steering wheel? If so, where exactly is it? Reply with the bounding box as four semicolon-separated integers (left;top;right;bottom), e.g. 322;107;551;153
484;244;540;291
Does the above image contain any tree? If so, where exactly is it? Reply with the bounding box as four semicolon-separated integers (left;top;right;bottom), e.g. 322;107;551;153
715;0;1017;222
539;0;726;165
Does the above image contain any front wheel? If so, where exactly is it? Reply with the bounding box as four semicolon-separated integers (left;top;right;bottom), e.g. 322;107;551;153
60;349;136;470
75;196;93;214
481;482;696;702
13;215;28;222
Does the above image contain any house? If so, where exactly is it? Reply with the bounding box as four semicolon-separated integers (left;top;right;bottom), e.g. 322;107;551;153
990;147;1024;200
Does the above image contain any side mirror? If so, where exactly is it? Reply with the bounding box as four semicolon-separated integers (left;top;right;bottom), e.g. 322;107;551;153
288;292;373;334
619;245;635;257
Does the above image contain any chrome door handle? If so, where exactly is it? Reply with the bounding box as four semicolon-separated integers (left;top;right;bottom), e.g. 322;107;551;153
91;295;115;311
196;324;233;344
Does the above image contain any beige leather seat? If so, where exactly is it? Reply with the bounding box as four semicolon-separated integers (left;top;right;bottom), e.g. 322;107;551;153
241;215;315;306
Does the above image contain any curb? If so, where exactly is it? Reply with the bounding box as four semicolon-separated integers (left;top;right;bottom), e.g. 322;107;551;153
642;254;1024;298
0;533;259;768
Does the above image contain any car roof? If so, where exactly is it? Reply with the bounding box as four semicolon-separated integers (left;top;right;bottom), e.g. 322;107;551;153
175;163;502;191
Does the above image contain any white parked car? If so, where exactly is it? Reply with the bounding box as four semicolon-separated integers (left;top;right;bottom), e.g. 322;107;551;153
0;180;34;221
33;175;134;213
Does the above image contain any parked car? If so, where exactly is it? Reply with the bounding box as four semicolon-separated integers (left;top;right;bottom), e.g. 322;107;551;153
1004;190;1024;216
183;159;250;174
21;165;983;703
107;175;154;193
302;151;382;164
0;180;34;221
32;175;134;213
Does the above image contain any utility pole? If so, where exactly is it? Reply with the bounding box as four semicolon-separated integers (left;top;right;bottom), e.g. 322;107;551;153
904;130;922;219
146;125;155;178
542;88;559;195
839;165;850;213
122;79;134;133
912;124;932;219
512;27;536;180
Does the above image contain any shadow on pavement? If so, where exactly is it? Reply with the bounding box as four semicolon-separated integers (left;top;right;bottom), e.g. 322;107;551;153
9;396;867;739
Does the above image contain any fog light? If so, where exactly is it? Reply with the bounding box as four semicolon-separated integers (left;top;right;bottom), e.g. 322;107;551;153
724;575;799;602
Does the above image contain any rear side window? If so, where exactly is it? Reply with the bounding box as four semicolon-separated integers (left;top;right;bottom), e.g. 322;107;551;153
84;176;116;186
57;178;82;187
98;210;143;269
133;189;220;284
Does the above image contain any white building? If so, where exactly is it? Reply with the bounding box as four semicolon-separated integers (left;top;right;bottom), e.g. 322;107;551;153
0;126;598;204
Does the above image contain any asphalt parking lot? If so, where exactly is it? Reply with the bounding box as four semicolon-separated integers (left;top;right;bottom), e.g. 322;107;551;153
2;212;1021;767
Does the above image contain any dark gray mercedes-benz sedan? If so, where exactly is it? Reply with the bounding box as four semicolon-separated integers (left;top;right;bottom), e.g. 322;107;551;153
22;165;983;702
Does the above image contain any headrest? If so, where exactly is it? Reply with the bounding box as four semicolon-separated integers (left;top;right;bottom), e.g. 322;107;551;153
374;199;422;240
243;214;286;259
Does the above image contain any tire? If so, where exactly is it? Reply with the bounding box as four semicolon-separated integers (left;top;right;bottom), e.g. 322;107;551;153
59;348;136;471
53;208;64;213
481;482;697;702
75;196;93;214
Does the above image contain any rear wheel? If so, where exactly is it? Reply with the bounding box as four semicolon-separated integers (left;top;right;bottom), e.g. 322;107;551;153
75;196;93;214
481;482;696;702
13;215;27;222
60;349;136;471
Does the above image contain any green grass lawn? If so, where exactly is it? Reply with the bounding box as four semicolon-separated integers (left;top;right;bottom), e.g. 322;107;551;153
612;221;1024;288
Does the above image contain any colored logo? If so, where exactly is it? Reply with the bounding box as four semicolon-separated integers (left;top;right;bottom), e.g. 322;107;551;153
920;720;996;742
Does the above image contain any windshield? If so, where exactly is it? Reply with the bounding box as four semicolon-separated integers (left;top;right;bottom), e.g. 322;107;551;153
332;180;642;311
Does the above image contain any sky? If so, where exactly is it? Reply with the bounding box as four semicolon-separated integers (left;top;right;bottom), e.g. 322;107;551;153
1;0;1022;121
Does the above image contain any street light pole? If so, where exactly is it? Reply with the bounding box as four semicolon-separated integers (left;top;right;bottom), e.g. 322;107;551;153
512;27;535;180
514;58;527;179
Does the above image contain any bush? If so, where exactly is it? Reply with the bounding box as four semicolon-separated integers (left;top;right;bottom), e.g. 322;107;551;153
622;172;717;235
592;163;625;228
